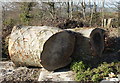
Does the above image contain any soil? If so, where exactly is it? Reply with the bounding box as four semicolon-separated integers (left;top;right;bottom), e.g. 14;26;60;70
0;61;75;82
0;61;41;82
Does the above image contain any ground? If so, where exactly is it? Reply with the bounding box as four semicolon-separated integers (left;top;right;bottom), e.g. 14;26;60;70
0;61;75;82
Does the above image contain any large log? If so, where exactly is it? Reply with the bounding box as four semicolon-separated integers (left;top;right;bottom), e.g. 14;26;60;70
8;26;75;69
8;26;62;67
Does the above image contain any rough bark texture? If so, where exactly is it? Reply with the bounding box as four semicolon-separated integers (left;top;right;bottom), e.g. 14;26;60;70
8;26;62;67
8;26;75;70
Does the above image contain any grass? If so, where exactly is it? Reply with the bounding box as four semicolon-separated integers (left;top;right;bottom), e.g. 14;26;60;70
70;61;120;82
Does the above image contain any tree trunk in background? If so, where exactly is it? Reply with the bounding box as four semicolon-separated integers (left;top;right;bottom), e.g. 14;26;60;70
42;2;56;20
118;2;120;36
2;6;5;26
107;18;113;28
93;1;97;13
81;0;86;20
102;0;105;27
90;0;96;27
50;2;56;19
70;0;73;19
67;1;70;18
89;0;91;13
104;19;107;27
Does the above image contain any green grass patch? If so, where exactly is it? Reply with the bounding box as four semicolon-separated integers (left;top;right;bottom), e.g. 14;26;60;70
71;61;120;82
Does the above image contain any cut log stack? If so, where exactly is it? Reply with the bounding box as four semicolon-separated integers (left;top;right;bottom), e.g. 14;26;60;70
8;26;106;71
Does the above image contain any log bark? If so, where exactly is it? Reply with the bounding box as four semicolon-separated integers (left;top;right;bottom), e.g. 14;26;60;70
8;26;62;67
8;26;75;70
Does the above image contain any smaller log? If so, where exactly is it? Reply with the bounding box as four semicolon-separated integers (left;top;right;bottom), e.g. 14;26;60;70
67;28;106;61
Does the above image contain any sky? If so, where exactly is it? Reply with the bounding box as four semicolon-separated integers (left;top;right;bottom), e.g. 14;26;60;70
0;0;119;7
0;0;119;2
0;0;119;3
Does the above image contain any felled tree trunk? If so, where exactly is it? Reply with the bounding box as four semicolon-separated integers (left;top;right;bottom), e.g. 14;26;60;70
9;26;106;71
8;26;75;70
67;28;106;61
8;26;62;67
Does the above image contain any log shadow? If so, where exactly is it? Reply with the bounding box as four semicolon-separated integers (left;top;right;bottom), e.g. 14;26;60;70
100;37;120;63
86;36;120;68
70;28;107;68
71;30;120;68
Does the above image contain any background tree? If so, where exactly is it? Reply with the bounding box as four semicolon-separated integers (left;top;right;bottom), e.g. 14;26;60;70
42;2;56;20
67;1;70;18
102;0;105;27
19;2;37;25
81;0;86;20
118;1;120;36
